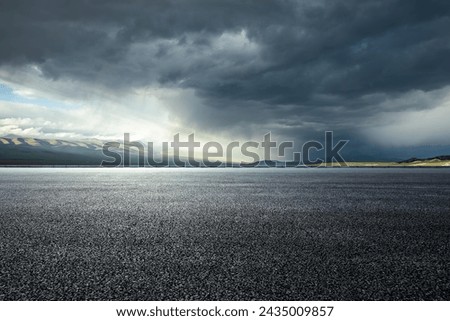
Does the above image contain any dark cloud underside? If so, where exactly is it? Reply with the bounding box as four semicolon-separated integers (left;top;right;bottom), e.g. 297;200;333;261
1;0;450;157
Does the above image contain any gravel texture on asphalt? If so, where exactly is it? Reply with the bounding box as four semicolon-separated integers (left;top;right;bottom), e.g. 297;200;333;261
1;168;449;300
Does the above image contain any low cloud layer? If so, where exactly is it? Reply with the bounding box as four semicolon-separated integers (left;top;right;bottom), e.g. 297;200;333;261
1;0;450;159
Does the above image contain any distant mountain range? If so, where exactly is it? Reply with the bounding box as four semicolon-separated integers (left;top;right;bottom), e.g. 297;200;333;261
0;136;107;165
1;136;449;167
398;155;450;163
0;136;211;167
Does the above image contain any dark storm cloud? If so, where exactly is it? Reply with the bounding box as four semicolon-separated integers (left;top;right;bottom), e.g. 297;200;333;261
1;0;450;142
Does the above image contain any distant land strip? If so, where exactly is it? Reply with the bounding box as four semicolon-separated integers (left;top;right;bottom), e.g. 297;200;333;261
1;136;449;167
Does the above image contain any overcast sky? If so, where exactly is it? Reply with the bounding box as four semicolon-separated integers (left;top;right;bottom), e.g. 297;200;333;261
1;0;450;160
